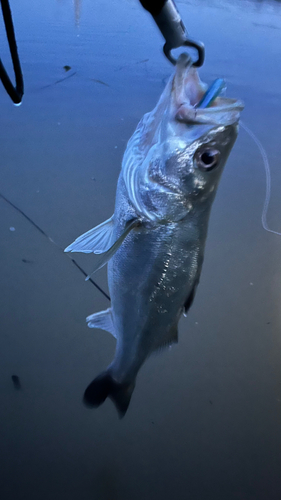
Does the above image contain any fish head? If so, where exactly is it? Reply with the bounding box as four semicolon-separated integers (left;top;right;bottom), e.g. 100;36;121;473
122;53;244;221
156;53;244;205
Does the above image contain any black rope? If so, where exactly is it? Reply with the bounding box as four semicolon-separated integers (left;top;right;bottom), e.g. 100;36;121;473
0;0;24;103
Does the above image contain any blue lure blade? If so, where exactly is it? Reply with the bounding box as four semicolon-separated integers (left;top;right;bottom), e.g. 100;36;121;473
196;78;226;109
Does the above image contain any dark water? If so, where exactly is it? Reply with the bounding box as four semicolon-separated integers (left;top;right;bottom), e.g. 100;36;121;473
1;0;281;498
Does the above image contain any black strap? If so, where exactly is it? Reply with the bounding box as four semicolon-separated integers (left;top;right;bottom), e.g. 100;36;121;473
0;0;24;104
139;0;167;17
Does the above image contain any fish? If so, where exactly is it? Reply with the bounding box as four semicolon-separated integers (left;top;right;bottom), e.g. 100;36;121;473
64;54;244;417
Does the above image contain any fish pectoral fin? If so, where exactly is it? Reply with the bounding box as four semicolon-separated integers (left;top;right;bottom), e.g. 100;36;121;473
85;218;141;280
86;308;116;338
64;215;114;254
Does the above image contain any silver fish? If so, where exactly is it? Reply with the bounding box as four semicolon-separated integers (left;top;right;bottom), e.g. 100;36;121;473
65;54;244;417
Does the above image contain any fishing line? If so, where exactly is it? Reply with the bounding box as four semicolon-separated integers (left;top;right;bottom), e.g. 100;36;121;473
240;121;281;236
0;191;110;301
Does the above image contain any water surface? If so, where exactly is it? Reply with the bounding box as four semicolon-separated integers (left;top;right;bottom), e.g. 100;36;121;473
1;1;281;499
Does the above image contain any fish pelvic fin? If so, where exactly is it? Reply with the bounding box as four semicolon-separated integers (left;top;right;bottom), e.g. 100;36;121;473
64;216;114;254
86;308;116;338
83;372;135;418
85;218;141;280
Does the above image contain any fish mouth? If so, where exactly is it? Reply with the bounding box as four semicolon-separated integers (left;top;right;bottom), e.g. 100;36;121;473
172;53;244;125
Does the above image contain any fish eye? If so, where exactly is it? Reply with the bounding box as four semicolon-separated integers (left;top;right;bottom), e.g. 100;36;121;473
195;148;221;171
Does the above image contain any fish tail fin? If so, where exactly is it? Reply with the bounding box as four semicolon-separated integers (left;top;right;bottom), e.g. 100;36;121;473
83;371;135;418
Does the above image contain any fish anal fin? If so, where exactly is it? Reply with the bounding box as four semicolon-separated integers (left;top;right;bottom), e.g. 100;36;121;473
183;278;200;316
64;216;114;254
152;323;178;354
86;308;116;338
184;288;196;315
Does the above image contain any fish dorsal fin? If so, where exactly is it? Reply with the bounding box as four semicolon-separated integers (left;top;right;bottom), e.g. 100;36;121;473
85;218;141;279
64;216;114;254
86;308;116;338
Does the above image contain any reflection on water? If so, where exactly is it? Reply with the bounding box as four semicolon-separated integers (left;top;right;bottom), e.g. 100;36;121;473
73;0;81;27
11;374;22;390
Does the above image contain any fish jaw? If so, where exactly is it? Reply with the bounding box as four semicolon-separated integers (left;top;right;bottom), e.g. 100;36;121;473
171;53;206;109
148;52;244;209
159;53;244;150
